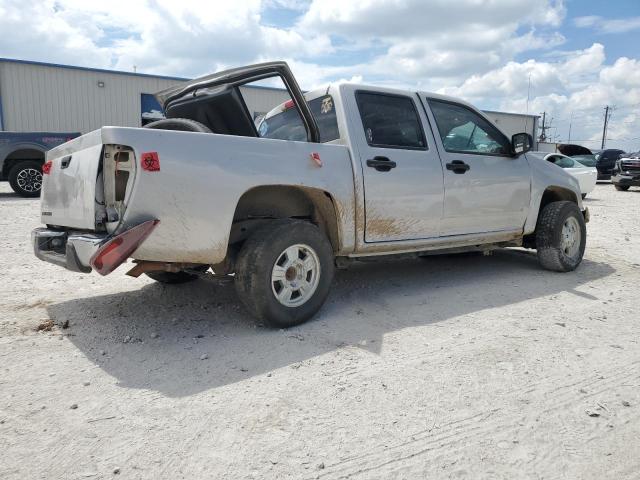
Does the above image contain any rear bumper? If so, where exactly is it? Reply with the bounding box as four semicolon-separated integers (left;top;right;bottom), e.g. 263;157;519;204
32;228;106;273
612;173;640;187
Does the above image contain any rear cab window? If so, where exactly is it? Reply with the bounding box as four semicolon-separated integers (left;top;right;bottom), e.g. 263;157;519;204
258;95;340;143
355;91;427;149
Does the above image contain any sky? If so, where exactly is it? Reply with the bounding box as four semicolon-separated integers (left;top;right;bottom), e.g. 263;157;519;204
0;0;639;151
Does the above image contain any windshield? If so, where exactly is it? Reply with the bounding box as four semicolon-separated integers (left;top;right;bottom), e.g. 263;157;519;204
572;155;597;167
258;95;339;143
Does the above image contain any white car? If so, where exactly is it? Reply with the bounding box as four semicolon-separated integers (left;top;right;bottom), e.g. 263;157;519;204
544;153;597;198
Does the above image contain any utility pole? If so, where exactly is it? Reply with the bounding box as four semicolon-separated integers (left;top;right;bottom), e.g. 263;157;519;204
568;110;574;143
539;111;547;142
601;105;612;149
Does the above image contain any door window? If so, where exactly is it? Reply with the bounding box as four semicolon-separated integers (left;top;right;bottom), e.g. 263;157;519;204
429;100;511;155
355;92;426;149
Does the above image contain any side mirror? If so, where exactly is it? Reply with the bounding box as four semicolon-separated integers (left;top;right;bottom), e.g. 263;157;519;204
512;132;533;155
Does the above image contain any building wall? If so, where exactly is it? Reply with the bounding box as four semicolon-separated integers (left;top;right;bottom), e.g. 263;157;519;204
483;110;539;149
0;60;290;133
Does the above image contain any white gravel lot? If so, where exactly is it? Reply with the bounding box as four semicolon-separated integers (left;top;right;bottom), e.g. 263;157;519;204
1;182;639;479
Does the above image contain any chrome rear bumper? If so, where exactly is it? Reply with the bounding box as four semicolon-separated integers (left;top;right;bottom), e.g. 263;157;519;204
32;228;106;273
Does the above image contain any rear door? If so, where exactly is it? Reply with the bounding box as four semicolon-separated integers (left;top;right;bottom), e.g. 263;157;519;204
344;87;444;242
424;97;530;236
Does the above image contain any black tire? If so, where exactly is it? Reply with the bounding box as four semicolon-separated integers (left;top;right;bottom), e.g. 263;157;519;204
235;219;335;328
8;161;43;197
143;118;212;133
614;184;630;191
581;193;587;199
145;265;209;284
535;201;586;272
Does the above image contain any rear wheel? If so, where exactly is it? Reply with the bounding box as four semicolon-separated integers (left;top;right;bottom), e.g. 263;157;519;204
8;161;43;197
235;219;334;328
536;201;586;272
614;184;630;191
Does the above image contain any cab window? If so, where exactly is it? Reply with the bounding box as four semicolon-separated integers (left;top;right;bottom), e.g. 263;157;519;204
257;95;339;143
428;99;511;155
355;92;426;149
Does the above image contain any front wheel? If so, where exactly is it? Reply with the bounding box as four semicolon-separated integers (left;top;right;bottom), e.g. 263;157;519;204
614;184;630;191
8;161;43;197
235;219;335;328
535;201;586;272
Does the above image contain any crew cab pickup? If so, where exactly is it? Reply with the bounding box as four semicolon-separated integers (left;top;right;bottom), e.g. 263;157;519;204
32;62;588;327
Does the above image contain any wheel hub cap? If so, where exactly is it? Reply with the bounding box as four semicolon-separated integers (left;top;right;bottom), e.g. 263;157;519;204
271;244;321;307
560;216;581;259
16;168;42;193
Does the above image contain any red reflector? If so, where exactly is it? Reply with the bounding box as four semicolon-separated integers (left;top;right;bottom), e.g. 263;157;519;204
283;99;295;110
90;220;159;275
42;161;53;175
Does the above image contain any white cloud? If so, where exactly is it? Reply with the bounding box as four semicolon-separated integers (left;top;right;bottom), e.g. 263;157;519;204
0;0;638;149
574;15;640;34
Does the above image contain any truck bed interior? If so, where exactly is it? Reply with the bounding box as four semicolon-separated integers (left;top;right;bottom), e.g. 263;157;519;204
165;85;258;138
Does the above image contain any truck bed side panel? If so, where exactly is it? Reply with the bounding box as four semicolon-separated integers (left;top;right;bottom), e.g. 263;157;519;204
100;127;356;264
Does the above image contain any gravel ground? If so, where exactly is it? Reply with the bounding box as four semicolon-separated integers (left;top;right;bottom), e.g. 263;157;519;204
1;182;639;479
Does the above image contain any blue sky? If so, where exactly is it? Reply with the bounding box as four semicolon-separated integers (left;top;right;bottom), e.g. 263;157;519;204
0;0;639;149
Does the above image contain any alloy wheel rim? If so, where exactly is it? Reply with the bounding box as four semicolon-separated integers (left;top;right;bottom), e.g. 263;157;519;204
16;168;42;193
560;216;581;259
271;244;321;307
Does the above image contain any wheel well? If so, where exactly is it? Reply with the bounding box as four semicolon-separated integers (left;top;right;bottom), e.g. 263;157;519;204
524;186;579;249
230;185;340;252
539;186;578;211
2;149;45;177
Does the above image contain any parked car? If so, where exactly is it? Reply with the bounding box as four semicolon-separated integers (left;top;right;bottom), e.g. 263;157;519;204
612;152;640;191
571;154;597;168
594;149;626;180
539;153;597;198
32;62;589;327
0;132;80;197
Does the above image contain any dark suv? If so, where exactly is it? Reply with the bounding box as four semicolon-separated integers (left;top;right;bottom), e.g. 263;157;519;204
612;152;640;191
594;149;626;180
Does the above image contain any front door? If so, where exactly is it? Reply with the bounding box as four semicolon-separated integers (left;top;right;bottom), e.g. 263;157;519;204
346;88;444;242
424;98;531;236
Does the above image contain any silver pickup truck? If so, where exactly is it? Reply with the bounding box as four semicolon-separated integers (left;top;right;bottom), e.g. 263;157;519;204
32;62;588;327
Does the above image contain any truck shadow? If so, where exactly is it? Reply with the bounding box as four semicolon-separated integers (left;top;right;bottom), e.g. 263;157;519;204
47;249;614;397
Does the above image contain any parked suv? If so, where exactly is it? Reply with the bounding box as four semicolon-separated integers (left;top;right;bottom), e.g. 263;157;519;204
612;152;640;191
594;149;626;180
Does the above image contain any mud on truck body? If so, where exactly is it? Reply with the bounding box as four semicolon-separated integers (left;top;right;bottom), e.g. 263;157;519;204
32;62;589;327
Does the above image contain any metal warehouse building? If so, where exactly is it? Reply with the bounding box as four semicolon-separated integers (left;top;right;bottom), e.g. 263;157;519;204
0;58;290;133
0;57;538;144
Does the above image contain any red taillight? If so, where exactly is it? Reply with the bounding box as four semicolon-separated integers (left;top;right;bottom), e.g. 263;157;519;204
42;161;53;175
283;99;295;110
90;220;159;276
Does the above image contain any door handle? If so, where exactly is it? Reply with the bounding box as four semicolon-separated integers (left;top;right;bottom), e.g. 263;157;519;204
60;155;72;169
366;156;397;172
446;160;470;174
